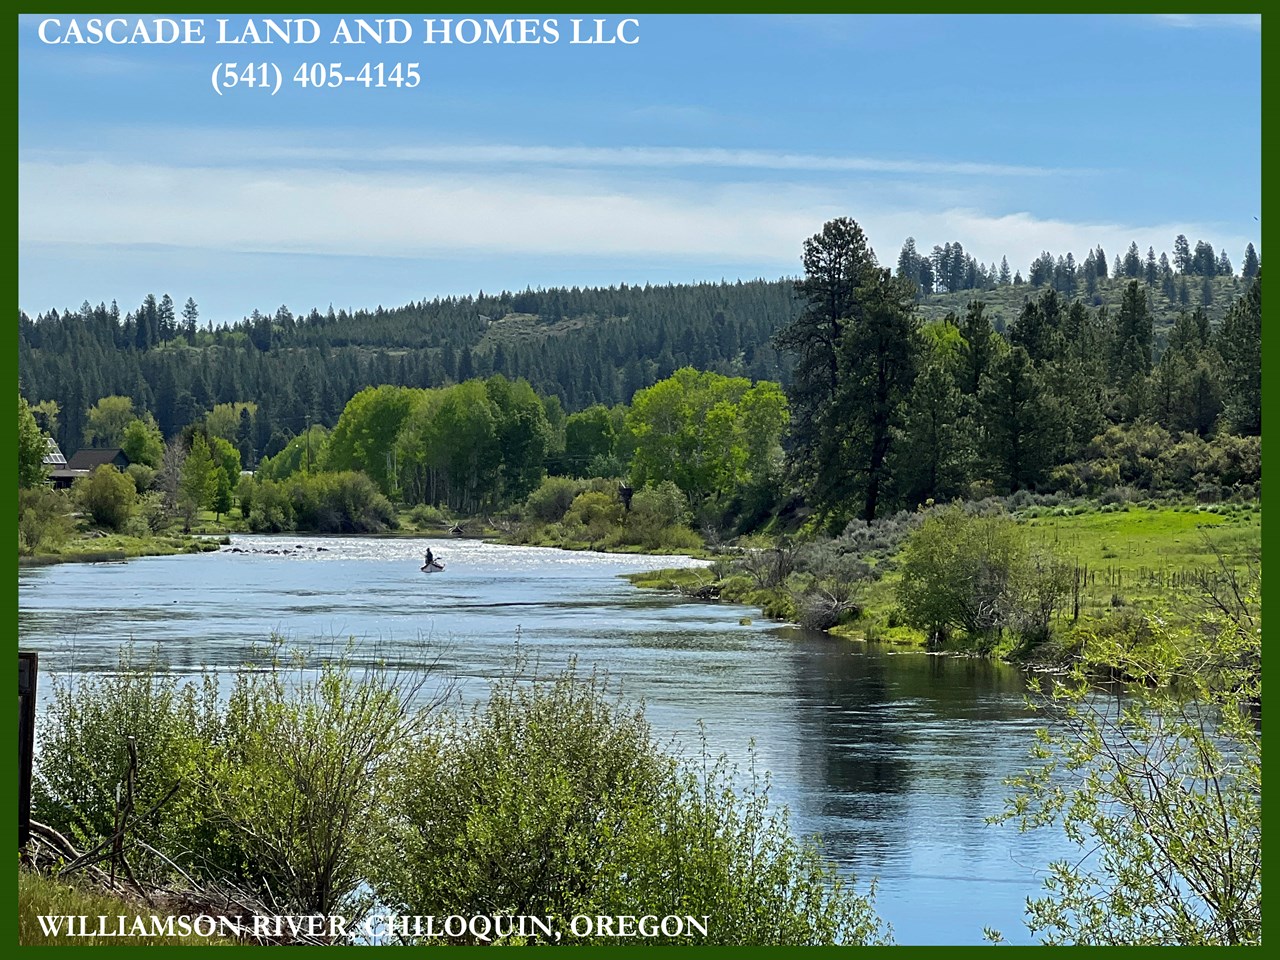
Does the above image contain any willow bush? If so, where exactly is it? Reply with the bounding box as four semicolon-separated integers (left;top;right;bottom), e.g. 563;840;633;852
373;659;889;945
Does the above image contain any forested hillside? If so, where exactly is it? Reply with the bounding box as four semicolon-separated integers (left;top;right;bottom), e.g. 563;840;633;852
17;231;1258;461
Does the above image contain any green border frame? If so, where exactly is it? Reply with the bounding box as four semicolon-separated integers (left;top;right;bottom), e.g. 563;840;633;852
8;4;1267;955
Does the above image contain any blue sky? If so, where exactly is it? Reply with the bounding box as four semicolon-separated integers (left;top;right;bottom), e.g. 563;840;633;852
18;13;1262;325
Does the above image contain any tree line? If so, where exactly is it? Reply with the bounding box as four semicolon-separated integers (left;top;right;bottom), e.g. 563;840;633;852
780;218;1261;529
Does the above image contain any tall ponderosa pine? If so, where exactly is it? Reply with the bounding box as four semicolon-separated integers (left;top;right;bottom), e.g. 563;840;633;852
775;217;918;525
1241;243;1260;281
1173;234;1192;274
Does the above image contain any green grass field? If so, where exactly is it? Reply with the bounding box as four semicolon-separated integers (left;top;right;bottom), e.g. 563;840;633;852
1021;502;1260;615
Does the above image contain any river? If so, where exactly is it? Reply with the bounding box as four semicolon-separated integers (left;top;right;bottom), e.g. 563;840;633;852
18;534;1075;945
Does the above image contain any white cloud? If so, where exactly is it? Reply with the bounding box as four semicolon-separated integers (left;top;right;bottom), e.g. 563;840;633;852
18;158;1253;281
21;134;1086;180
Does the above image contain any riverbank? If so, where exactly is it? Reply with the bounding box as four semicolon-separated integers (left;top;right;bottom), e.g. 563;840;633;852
626;499;1262;669
19;532;227;567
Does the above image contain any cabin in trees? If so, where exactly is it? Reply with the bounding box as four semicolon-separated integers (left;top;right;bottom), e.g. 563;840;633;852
49;447;131;488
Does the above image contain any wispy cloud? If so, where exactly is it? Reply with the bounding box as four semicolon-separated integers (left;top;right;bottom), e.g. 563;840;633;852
1153;13;1261;31
20;136;1090;179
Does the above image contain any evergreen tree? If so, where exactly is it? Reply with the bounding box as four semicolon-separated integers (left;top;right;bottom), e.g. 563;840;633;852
1112;281;1154;378
1174;234;1192;274
1217;273;1262;435
237;407;256;469
1192;241;1218;277
979;346;1053;493
775;217;918;525
212;467;232;520
1241;243;1260;281
896;358;972;504
998;256;1012;285
1123;242;1143;278
182;297;199;345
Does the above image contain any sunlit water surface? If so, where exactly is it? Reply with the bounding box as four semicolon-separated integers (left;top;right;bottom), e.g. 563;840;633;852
18;535;1074;944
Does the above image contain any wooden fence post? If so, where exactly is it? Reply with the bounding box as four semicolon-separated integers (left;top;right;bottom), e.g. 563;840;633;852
19;651;38;859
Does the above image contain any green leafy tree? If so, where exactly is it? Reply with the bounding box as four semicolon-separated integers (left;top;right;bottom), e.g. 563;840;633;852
29;398;60;437
121;415;165;469
19;395;48;488
205;402;257;445
208;435;242;491
327;385;416;496
83;395;136;448
627;368;788;511
179;433;217;528
561;404;617;475
485;375;553;504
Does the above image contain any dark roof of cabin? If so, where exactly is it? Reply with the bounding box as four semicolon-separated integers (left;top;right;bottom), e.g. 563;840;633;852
66;448;130;471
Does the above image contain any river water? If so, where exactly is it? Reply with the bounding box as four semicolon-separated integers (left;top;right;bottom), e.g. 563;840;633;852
18;535;1075;945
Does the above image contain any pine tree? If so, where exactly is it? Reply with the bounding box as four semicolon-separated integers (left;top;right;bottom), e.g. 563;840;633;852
980;346;1053;493
1217;274;1261;435
1242;243;1260;281
182;297;199;345
1174;234;1192;274
775;217;918;525
998;256;1012;285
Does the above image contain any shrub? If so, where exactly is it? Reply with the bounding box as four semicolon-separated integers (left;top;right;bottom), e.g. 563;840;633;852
563;490;623;543
33;643;442;921
76;464;136;531
289;470;397;533
125;463;157;495
522;475;587;525
206;648;436;915
247;478;294;532
992;594;1260;944
625;480;692;549
408;503;447;528
18;487;73;555
32;646;214;879
896;507;1068;649
374;662;888;945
